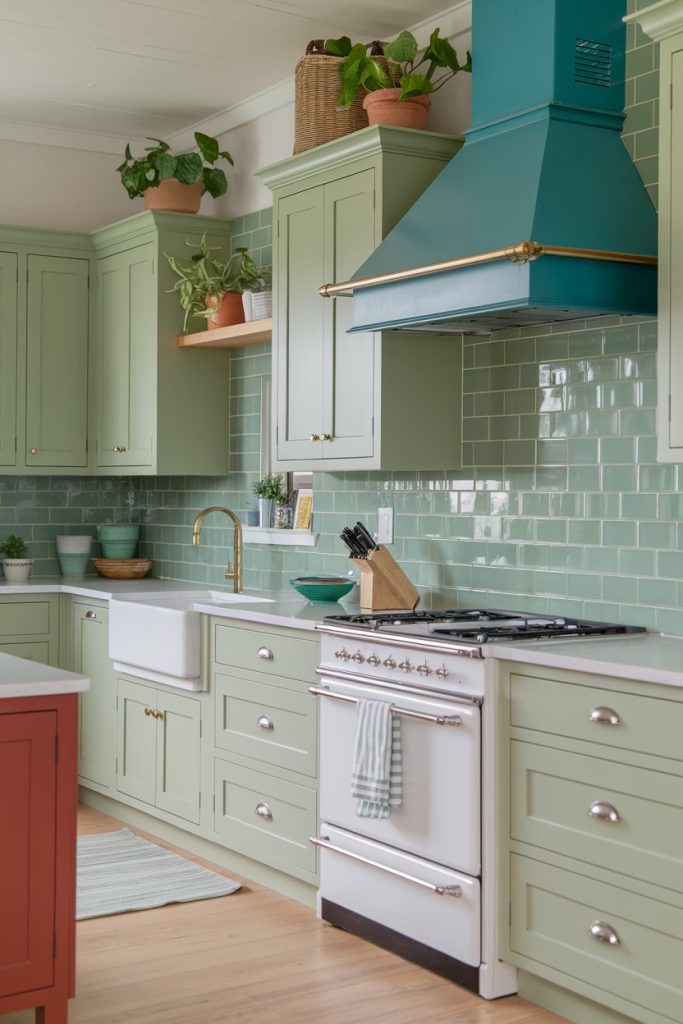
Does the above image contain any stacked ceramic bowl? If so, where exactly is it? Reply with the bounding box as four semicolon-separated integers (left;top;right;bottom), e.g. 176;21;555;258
97;524;140;559
56;535;93;576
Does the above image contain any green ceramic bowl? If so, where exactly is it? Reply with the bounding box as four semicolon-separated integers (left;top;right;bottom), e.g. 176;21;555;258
100;539;138;559
290;576;355;603
98;524;140;541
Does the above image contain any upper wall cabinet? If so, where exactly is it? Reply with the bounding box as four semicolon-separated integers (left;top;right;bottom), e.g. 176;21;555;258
91;212;232;475
259;126;464;471
0;231;91;474
627;1;683;462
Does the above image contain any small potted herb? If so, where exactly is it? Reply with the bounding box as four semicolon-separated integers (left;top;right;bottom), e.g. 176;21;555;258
117;133;234;213
328;29;471;129
0;534;33;583
166;235;268;331
252;473;287;528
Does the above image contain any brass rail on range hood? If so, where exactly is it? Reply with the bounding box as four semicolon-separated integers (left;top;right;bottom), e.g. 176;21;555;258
319;241;658;298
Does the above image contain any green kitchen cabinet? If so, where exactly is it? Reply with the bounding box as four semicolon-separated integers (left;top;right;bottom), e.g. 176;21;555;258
0;230;91;474
70;598;115;792
211;618;319;883
116;675;201;825
0;593;59;665
259;126;463;470
91;212;232;475
497;659;683;1024
629;3;683;461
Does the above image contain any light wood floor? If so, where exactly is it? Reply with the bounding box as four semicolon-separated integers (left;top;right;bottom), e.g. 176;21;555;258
4;806;570;1024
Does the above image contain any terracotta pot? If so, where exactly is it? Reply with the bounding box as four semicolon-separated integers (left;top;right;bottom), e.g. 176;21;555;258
363;88;431;130
143;179;203;213
205;291;245;328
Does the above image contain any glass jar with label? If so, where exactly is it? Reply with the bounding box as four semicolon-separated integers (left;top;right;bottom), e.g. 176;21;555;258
273;504;292;529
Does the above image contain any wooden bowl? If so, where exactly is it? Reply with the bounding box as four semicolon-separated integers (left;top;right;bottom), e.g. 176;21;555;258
92;558;154;580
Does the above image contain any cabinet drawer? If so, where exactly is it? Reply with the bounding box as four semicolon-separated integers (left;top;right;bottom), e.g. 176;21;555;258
0;642;50;662
0;600;51;637
215;671;317;777
510;670;683;763
213;623;317;683
510;854;683;1023
214;757;317;880
511;741;683;893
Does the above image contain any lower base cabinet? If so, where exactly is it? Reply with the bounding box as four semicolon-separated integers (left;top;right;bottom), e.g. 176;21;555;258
498;661;683;1024
116;677;201;825
0;594;59;666
0;693;78;1022
71;598;115;792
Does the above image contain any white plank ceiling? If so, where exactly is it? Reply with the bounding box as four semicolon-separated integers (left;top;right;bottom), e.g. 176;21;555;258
0;0;454;141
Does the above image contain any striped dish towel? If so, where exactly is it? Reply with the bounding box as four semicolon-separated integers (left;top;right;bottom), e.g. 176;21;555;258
350;698;403;819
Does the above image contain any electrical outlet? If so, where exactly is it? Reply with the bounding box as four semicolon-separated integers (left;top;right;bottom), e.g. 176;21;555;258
377;507;394;544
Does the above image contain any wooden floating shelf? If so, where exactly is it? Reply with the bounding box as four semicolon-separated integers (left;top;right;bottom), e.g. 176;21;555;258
177;317;272;350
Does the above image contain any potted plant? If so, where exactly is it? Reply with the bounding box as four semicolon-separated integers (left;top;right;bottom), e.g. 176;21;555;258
252;473;287;528
242;266;273;322
328;29;471;130
117;132;234;213
0;534;33;583
166;235;267;330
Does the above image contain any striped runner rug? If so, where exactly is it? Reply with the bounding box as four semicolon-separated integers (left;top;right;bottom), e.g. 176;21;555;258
77;828;240;920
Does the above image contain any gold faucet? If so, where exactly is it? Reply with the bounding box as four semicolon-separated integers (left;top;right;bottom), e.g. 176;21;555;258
191;506;243;593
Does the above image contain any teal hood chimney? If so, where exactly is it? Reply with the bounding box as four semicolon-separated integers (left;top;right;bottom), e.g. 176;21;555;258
328;0;657;335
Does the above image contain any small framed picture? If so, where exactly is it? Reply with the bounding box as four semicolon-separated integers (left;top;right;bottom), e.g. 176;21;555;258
293;489;313;531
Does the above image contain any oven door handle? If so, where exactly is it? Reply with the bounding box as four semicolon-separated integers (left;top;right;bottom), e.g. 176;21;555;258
308;686;462;726
311;836;463;897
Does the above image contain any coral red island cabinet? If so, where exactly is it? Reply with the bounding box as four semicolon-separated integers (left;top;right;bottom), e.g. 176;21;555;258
0;693;78;1023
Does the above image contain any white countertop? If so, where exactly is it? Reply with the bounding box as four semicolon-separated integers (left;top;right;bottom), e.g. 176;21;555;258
487;633;683;688
0;652;89;699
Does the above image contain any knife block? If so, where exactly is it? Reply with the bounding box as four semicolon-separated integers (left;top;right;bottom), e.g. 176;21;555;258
352;547;420;612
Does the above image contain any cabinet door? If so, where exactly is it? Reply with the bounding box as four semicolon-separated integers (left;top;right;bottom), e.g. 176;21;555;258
0;251;17;468
323;170;376;460
155;689;201;824
25;255;89;468
116;678;157;806
72;603;115;790
0;710;56;997
663;45;683;458
275;187;326;462
95;244;155;468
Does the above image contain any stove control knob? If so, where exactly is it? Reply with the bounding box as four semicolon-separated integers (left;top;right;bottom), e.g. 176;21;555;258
435;664;449;680
398;659;414;673
352;651;365;664
335;648;351;661
367;654;380;667
416;662;432;677
383;657;397;670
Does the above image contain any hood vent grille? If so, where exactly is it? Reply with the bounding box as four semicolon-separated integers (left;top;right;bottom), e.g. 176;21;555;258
575;39;612;88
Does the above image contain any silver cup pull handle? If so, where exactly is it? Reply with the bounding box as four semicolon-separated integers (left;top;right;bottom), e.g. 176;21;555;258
257;715;274;730
589;801;621;823
255;802;273;820
257;646;273;660
589;706;621;726
589;921;621;946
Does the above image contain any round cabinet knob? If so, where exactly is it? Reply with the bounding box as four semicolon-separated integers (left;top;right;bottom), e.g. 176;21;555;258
257;646;274;660
367;654;380;667
435;665;449;679
29;447;38;455
398;659;413;673
383;657;397;670
588;801;621;823
255;802;273;820
416;662;432;677
352;651;365;664
257;715;274;731
589;921;621;946
112;444;127;453
85;610;97;620
589;706;621;726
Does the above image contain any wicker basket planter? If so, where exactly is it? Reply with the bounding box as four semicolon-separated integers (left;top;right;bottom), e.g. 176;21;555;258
294;40;368;154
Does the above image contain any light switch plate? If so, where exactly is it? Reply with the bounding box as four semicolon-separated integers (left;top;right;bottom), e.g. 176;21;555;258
377;507;394;544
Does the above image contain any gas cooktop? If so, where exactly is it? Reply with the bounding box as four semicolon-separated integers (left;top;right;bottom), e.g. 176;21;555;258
322;608;646;645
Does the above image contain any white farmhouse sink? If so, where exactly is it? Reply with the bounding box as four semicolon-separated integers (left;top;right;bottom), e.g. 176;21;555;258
108;591;273;690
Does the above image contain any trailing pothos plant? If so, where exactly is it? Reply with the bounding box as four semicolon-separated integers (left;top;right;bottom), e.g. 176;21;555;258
117;132;234;200
166;234;267;330
326;29;471;107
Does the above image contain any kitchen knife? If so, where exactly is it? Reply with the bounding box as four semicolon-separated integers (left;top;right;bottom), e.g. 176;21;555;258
340;528;366;558
355;521;379;551
351;527;371;557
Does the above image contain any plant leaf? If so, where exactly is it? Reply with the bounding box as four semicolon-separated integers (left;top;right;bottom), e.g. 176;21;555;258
157;152;176;180
325;35;352;57
423;28;460;72
203;167;228;198
218;149;235;166
383;30;417;64
195;131;219;163
337;42;369;108
399;74;434;100
174;152;203;184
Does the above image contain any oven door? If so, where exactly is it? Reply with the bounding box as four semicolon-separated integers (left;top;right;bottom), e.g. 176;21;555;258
315;675;481;876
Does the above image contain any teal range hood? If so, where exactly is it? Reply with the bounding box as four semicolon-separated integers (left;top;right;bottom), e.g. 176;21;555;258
323;0;657;335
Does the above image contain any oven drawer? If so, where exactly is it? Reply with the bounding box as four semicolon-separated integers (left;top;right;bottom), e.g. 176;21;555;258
510;853;683;1023
214;670;317;778
317;824;480;967
510;669;683;764
316;677;480;876
511;741;683;893
214;622;318;683
213;757;317;881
